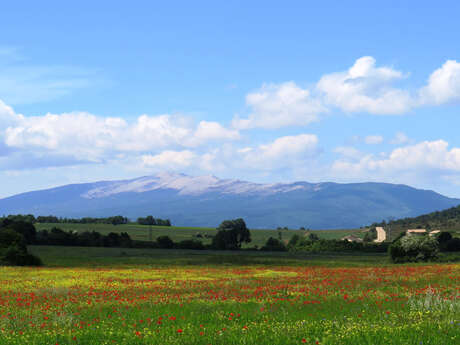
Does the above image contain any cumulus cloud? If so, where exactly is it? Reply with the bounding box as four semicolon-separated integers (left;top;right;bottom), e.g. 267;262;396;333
0;99;21;126
234;57;460;130
142;150;197;169
317;56;413;114
332;140;460;179
190;121;240;145
232;82;326;129
0;100;240;169
238;134;319;169
317;56;460;114
149;134;320;174
419;60;460;105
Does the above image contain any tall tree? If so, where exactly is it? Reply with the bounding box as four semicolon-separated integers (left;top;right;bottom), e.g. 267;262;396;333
212;218;251;250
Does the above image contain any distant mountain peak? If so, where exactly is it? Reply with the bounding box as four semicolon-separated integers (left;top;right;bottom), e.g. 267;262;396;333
81;172;315;199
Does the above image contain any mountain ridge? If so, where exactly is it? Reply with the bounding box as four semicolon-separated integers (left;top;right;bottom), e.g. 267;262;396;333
1;172;459;229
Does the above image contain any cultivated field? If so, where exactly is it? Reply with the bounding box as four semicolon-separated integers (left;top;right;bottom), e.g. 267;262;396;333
34;223;364;247
0;247;459;345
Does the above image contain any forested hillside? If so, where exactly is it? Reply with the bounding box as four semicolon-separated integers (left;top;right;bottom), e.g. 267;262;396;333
375;204;460;232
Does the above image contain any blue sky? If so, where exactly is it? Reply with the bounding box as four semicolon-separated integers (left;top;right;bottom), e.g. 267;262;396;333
1;1;460;198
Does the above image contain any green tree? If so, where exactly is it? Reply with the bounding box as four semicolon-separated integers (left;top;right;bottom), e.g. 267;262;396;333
0;228;25;249
287;234;301;249
212;218;251;250
1;220;37;244
0;228;42;266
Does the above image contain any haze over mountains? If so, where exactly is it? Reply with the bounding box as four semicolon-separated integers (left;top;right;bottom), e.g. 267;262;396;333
1;172;459;229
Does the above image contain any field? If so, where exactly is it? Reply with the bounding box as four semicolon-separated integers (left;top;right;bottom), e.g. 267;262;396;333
0;246;459;345
34;223;364;247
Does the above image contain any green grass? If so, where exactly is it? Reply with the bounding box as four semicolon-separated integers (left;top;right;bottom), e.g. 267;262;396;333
34;222;364;247
28;245;390;268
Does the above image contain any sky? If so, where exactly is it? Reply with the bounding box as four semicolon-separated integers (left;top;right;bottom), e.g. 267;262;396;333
1;1;460;198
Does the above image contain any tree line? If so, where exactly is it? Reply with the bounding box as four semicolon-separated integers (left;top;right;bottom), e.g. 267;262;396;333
0;214;171;226
36;215;128;225
137;216;171;226
2;214;458;267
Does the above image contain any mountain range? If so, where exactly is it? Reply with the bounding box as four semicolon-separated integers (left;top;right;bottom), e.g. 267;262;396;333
1;172;459;229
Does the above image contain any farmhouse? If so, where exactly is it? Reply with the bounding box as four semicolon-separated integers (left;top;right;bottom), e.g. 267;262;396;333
341;235;363;243
406;229;427;235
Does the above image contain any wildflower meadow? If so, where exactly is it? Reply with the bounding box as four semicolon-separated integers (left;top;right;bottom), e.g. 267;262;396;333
0;263;458;345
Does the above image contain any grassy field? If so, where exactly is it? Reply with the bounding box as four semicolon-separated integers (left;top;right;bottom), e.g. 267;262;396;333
35;223;364;247
29;245;390;268
1;246;459;345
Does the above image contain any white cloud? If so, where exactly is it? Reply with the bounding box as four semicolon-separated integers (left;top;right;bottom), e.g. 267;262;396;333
149;134;321;174
190;121;240;145
419;60;460;105
316;57;460;115
364;135;384;145
142;138;460;193
332;140;460;179
233;57;460;128
317;56;413;114
120;114;193;152
239;134;319;169
234;57;460;128
142;150;196;168
257;134;318;159
232;82;326;129
0;99;21;126
0;100;240;168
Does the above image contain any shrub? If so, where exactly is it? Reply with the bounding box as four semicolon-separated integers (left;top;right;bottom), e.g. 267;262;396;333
388;241;407;263
445;238;460;252
177;239;204;250
437;231;452;243
1;245;42;266
260;237;287;251
156;235;174;249
437;231;453;251
389;235;439;263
